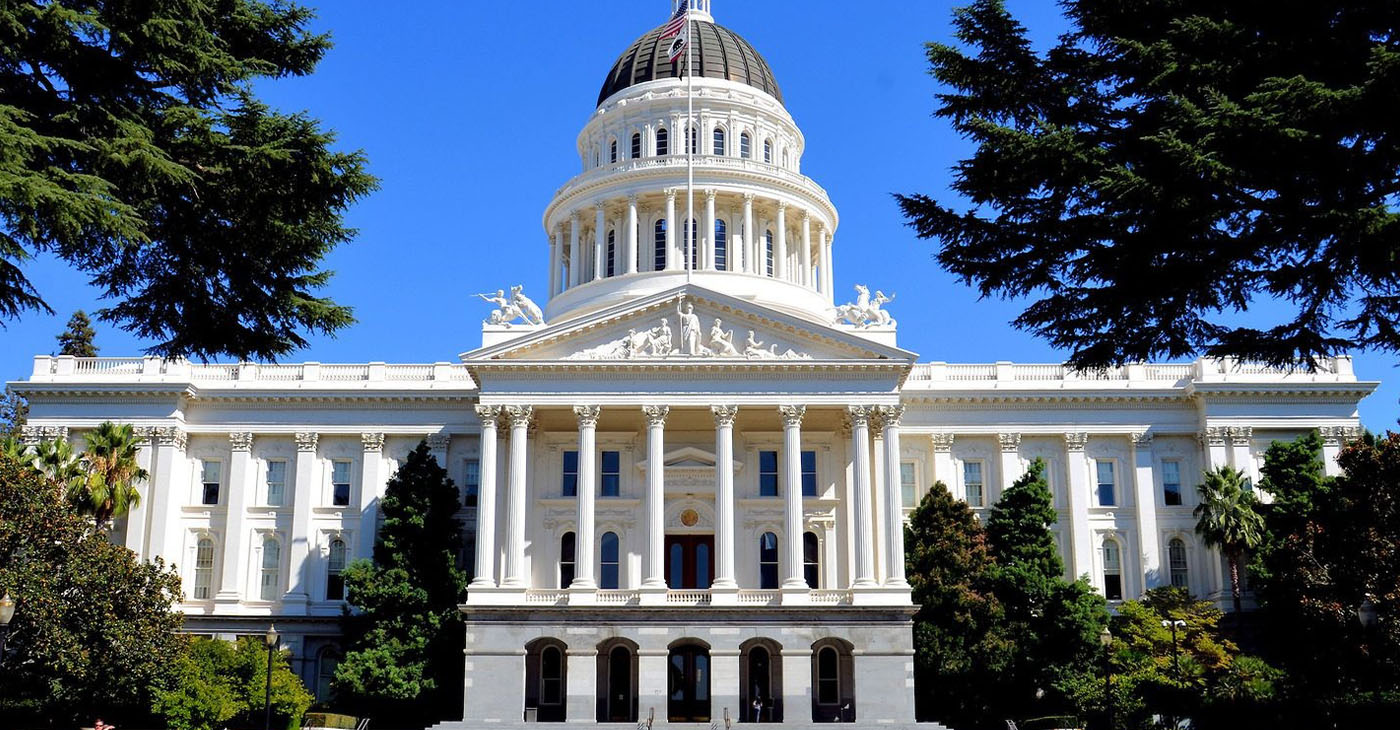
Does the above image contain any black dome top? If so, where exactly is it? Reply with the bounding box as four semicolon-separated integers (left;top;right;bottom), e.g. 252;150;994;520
597;19;783;107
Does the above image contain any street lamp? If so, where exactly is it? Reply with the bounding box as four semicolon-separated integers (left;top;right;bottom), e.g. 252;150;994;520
1359;598;1379;711
264;624;279;730
0;592;16;661
1099;627;1114;730
1161;619;1187;728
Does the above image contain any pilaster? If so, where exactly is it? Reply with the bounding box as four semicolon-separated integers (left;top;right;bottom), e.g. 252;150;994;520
283;431;319;613
1131;431;1162;589
1063;432;1094;582
358;432;385;564
215;432;255;607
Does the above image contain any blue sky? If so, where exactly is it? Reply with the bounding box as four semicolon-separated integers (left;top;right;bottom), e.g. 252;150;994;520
3;1;1394;429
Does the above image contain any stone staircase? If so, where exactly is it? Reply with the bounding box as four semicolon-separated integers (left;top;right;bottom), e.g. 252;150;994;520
430;722;954;730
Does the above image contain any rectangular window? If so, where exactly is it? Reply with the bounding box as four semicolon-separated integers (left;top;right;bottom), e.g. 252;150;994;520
463;458;480;507
600;450;620;497
1102;540;1123;600
1161;460;1182;506
200;460;221;505
265;460;286;507
1096;460;1116;506
759;450;779;497
561;450;579;497
193;539;214;599
331;460;352;507
963;461;984;507
260;538;281;601
900;461;918;507
801;450;818;497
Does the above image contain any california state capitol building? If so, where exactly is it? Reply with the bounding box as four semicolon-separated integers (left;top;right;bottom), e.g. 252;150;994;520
9;2;1377;727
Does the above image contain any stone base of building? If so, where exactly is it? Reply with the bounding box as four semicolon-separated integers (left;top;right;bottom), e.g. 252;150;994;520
456;605;922;727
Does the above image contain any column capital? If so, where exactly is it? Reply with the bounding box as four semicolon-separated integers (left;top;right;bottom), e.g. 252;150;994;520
133;425;158;445
743;191;756;202
877;404;905;429
929;433;955;453
1199;426;1227;447
229;432;254;452
294;431;318;452
704;188;717;201
474;404;501;425
998;432;1021;452
594;201;606;212
665;188;677;202
1319;425;1361;447
711;404;739;426
776;200;788;212
627;193;638;205
1063;432;1089;452
1131;431;1153;448
846;404;872;427
361;432;386;453
505;405;534;428
570;210;581;223
642;405;670;427
1226;425;1253;446
801;210;811;222
778;404;806;427
573;404;602;426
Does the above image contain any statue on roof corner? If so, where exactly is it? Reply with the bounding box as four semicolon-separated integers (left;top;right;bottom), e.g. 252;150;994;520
831;284;896;328
477;285;545;327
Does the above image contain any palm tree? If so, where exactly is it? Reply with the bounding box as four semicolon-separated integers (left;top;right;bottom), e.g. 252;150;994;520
73;422;149;523
1;435;30;464
1194;465;1265;613
32;436;85;494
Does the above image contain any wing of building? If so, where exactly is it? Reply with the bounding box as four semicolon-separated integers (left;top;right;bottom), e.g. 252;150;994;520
9;1;1377;727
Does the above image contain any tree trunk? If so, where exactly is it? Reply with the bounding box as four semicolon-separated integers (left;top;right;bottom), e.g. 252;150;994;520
1228;554;1242;614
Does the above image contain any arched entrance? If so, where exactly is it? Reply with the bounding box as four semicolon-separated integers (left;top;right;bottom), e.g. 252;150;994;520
524;638;567;722
595;638;638;723
667;640;711;722
739;638;784;723
811;638;856;723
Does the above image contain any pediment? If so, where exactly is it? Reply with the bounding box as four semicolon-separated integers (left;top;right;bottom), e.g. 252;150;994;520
460;285;915;365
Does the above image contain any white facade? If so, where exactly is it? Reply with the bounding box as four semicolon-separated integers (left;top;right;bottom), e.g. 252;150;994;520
10;3;1376;727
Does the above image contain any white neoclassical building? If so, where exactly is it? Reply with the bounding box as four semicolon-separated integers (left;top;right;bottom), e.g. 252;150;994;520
10;2;1376;727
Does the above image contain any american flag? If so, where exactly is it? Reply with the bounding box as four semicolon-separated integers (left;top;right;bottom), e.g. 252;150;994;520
660;3;687;39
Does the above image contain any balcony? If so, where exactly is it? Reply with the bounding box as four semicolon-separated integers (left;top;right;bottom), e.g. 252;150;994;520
476;588;860;608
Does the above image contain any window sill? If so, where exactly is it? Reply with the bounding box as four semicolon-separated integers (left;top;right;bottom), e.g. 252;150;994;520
312;506;356;515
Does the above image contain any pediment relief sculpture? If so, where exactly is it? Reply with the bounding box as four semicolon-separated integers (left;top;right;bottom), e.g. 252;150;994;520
564;298;812;361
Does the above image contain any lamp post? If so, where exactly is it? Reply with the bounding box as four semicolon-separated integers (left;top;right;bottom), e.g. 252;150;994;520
0;592;16;661
1359;598;1379;711
264;624;279;730
1161;619;1186;728
1099;627;1114;730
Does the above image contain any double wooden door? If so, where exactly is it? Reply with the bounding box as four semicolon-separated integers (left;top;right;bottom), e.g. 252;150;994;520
664;534;714;589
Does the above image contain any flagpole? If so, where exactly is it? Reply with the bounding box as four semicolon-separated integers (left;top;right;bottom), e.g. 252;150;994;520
685;0;694;283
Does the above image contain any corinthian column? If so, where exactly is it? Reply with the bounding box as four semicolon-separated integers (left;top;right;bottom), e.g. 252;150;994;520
641;405;670;593
780;405;809;591
572;406;601;592
879;406;909;588
848;406;877;588
712;405;739;594
501;405;533;588
568;212;582;287
593;203;606;281
470;406;500;588
625;195;639;274
775;202;788;280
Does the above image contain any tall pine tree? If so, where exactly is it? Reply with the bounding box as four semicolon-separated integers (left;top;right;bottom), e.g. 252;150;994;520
334;442;467;725
55;310;97;357
985;458;1109;722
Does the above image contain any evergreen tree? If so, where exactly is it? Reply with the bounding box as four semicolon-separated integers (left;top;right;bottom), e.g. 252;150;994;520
0;1;376;361
0;450;185;727
1;387;28;439
898;0;1400;369
1194;466;1264;613
334;442;467;725
55;310;98;357
985;459;1110;722
905;482;1010;727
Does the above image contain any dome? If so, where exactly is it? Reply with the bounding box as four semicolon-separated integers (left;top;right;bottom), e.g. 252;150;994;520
596;19;783;107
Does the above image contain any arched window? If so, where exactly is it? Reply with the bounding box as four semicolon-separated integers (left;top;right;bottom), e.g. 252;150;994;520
542;645;564;707
656;127;669;156
560;532;577;588
315;647;341;701
1168;538;1189;589
600;531;620;589
740;132;751;159
714;219;727;270
782;149;789;167
609;139;617;164
763;139;772;163
816;646;839;705
260;536;281;601
803;531;820;589
684;218;699;270
1102;538;1123;600
764;230;775;276
759;532;779;589
713;127;726;155
526;639;568;722
653;219;667;271
193;537;214;600
326;538;347;600
630;132;642;159
687;125;698;154
606;230;616;278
